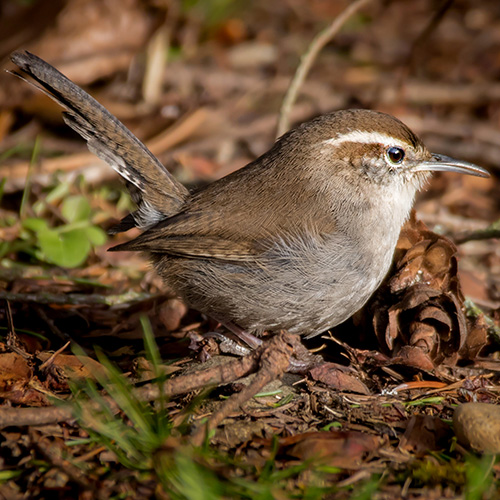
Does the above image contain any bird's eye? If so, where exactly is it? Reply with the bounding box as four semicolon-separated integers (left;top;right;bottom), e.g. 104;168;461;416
386;146;405;164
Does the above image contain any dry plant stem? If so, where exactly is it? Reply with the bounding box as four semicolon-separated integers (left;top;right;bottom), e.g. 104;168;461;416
142;24;170;106
0;341;263;428
31;429;98;494
39;341;71;370
4;299;18;348
0;405;75;428
142;0;178;105
0;290;160;306
191;332;295;446
398;0;453;85
276;0;374;137
4;299;32;359
453;227;500;245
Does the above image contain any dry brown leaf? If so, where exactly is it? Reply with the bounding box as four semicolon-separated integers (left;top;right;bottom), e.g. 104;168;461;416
18;0;158;86
400;415;451;455
309;363;370;395
279;431;381;468
0;352;32;388
36;352;106;383
391;346;434;372
460;314;488;360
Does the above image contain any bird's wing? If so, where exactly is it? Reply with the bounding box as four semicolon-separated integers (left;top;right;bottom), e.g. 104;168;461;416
109;164;336;263
109;206;266;261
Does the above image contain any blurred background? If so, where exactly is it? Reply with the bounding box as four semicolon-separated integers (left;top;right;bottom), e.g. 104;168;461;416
1;0;500;188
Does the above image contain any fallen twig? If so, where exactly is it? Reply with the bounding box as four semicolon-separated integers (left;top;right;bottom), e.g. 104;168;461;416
191;332;295;446
31;428;99;495
0;290;161;306
276;0;374;137
453;224;500;245
0;340;263;428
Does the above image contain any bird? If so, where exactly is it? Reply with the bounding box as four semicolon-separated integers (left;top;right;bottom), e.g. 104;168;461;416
10;51;489;347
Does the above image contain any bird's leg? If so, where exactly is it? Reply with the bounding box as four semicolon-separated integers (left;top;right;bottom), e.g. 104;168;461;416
205;316;323;372
208;316;263;350
204;332;253;357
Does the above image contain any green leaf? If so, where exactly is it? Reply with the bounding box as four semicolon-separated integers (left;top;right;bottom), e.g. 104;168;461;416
46;181;71;205
38;228;90;268
22;217;49;233
0;178;6;206
62;195;91;223
85;226;107;246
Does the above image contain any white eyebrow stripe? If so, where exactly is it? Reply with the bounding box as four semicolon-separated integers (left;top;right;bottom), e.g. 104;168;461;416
323;130;406;149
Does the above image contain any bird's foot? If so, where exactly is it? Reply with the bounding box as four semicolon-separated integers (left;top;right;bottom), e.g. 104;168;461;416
204;327;323;374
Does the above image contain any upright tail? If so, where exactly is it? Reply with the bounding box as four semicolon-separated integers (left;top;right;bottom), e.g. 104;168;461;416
10;51;189;232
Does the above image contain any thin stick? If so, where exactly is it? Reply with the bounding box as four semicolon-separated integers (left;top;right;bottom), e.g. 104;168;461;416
0;345;262;429
191;332;295;446
453;226;500;245
276;0;374;138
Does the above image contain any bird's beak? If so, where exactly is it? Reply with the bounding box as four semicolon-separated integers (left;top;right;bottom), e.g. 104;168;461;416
414;153;489;178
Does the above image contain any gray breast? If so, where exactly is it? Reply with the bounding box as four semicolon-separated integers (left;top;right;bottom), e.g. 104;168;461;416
157;229;394;337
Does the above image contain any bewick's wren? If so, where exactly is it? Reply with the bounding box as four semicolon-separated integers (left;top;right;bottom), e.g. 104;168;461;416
11;51;489;344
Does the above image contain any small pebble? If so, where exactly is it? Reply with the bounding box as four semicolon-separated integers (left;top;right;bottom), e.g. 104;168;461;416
453;402;500;454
